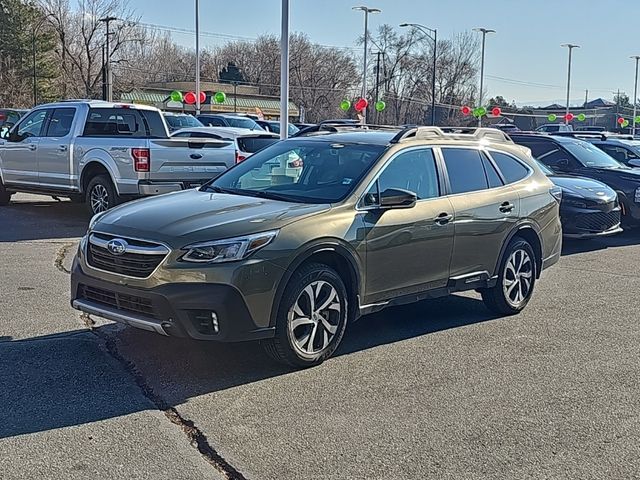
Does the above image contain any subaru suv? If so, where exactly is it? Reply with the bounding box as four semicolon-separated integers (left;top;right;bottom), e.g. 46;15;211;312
71;126;562;367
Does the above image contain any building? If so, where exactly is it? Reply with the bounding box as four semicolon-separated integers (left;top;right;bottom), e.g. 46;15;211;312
120;81;299;120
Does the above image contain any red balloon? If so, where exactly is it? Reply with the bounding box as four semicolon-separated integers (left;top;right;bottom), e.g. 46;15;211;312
618;117;625;125
355;98;368;112
460;105;471;116
492;107;502;116
564;113;574;122
184;91;196;105
199;91;206;104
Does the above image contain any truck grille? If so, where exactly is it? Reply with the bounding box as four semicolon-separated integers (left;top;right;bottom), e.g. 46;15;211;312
575;210;621;232
86;233;169;278
79;285;157;319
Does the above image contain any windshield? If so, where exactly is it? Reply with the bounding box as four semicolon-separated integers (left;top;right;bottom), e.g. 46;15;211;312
563;141;627;168
165;115;203;129
226;117;263;130
209;139;386;203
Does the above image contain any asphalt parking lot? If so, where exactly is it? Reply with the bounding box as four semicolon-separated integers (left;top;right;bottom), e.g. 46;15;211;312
1;193;639;480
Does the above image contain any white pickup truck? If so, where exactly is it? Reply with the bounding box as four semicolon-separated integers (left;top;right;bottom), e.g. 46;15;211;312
0;101;236;215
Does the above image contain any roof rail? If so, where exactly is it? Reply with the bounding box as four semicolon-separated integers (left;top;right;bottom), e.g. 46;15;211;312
551;131;634;141
291;122;401;138
391;126;513;144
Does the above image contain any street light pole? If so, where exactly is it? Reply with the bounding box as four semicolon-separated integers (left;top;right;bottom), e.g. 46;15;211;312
632;56;640;136
195;0;201;115
99;16;118;102
353;6;381;125
280;0;290;139
400;23;437;125
561;43;580;125
473;27;495;127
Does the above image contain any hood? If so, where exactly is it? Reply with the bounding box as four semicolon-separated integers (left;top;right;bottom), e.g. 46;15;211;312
94;189;329;247
549;175;616;202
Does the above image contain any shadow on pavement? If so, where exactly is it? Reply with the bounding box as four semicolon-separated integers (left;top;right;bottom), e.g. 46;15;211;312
0;197;88;242
561;227;640;256
0;294;495;439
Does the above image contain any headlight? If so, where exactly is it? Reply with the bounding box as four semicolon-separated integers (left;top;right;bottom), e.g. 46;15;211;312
88;211;106;231
635;187;640;204
563;199;587;209
181;230;278;263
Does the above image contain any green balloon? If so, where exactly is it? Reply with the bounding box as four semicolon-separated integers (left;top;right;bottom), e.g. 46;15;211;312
375;100;386;112
548;114;557;122
340;100;351;111
634;116;640;124
623;119;630;127
577;113;586;122
472;107;482;118
170;90;183;102
214;91;226;104
477;107;487;117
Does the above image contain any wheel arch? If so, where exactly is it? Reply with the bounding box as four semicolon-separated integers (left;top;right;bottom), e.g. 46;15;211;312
269;240;363;327
495;222;544;279
79;160;118;194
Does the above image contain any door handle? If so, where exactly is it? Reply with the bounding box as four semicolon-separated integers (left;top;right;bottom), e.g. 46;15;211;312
190;153;203;160
28;144;37;151
58;145;68;152
500;202;515;213
435;212;453;225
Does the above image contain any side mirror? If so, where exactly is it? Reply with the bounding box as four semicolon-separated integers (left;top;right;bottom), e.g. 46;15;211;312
628;159;640;168
379;188;417;209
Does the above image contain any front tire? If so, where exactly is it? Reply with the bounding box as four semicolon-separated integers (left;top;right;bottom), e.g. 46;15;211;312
85;175;120;215
262;263;349;368
482;237;536;315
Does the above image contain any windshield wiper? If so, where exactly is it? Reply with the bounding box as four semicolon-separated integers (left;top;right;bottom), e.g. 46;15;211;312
249;190;298;202
200;185;244;195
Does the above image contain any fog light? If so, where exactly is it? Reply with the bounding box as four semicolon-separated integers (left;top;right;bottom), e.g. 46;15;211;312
190;310;220;335
211;312;219;334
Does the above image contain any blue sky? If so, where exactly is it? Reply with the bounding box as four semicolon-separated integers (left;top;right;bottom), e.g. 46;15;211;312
132;0;639;106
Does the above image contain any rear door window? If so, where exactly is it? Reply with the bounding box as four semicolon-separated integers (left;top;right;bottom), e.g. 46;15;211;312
442;148;489;194
481;154;504;188
45;108;76;137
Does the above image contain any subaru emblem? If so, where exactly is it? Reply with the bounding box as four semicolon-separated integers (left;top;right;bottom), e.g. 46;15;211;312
107;238;128;256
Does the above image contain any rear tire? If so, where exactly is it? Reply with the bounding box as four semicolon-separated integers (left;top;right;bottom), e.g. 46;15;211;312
482;237;537;315
0;179;12;206
85;175;120;216
262;263;349;368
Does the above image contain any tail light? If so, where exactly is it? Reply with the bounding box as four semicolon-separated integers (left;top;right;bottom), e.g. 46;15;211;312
235;150;246;164
132;148;150;172
550;185;562;203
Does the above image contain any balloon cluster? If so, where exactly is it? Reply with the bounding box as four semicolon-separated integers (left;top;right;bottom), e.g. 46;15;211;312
460;106;502;117
169;90;228;105
339;98;386;113
547;113;587;122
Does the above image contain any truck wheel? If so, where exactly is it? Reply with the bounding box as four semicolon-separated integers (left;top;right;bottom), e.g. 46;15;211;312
0;180;12;206
85;175;120;215
262;263;349;368
481;237;536;315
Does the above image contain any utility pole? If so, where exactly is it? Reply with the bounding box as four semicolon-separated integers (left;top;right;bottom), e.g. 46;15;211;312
561;43;580;125
631;56;640;136
374;51;382;124
279;0;290;139
353;6;381;125
473;27;496;127
101;45;107;100
99;16;117;102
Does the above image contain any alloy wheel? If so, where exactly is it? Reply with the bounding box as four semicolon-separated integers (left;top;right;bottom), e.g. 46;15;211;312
288;280;342;357
503;249;533;308
90;184;109;214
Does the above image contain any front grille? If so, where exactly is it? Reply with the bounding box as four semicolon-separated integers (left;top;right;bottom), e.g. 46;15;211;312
86;233;167;278
79;285;157;319
575;210;621;232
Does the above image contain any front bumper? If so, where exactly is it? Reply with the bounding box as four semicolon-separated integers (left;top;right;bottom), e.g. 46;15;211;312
560;203;622;239
70;261;275;342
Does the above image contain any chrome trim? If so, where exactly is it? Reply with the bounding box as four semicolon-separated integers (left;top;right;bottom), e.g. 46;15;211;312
72;299;168;336
89;233;169;255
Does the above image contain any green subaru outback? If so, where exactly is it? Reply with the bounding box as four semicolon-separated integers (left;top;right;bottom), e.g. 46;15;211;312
71;126;562;367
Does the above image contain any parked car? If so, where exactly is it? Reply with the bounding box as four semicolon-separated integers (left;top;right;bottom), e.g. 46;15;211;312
536;123;573;133
0;108;28;137
510;132;640;225
0;101;236;214
71;126;562;367
255;120;300;136
533;160;622;238
585;136;640;168
163;112;204;133
172;126;280;163
196;113;264;130
575;126;606;132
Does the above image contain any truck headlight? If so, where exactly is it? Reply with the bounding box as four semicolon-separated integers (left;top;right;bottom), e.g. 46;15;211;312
181;231;278;263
